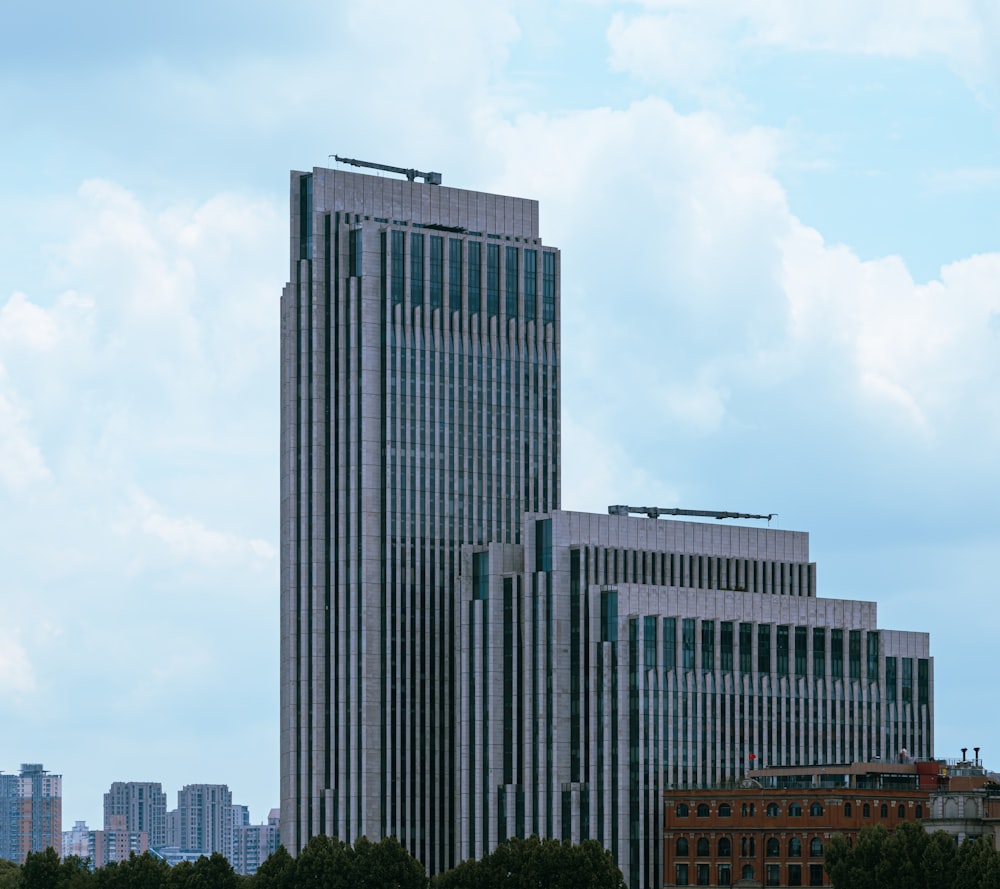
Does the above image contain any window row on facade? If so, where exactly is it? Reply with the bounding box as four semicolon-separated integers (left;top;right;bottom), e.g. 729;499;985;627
386;229;556;322
673;835;825;857
580;544;815;597
596;606;931;704
673;800;924;819
600;606;882;681
674;861;826;886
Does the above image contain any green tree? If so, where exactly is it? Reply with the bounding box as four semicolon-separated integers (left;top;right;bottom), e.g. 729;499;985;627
433;836;624;889
432;858;482;889
188;852;240;889
825;833;854;889
351;836;426;889
568;840;626;889
955;837;994;889
985;845;1000;889
0;858;21;889
878;820;929;889
250;846;295;889
294;835;353;889
134;852;172;889
826;825;888;889
21;848;61;889
166;860;195;889
58;855;95;889
95;860;123;889
921;830;958;889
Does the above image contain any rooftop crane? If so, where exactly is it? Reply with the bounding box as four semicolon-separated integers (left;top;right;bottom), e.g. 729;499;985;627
331;154;442;185
608;505;776;522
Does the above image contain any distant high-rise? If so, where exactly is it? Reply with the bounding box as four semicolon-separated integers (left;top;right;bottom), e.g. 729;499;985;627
169;784;232;856
61;820;90;860
280;164;559;871
88;815;149;868
103;781;166;848
0;763;61;863
230;808;280;877
61;816;148;868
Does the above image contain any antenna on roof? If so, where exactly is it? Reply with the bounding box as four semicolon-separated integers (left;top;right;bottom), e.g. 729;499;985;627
330;154;442;185
608;505;776;522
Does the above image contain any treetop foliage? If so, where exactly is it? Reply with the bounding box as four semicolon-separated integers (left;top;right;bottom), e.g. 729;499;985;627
826;823;1000;889
3;834;624;889
432;835;626;889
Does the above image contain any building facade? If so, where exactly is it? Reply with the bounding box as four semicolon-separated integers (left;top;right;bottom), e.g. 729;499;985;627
280;164;560;872
663;762;935;888
460;511;933;888
168;784;232;856
62;821;90;860
924;754;1000;848
230;809;281;877
88;815;149;868
103;781;167;848
279;164;934;889
60;816;149;869
0;763;62;864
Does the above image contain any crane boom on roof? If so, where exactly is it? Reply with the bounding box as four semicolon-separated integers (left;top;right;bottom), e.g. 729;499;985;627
608;505;776;522
331;154;442;185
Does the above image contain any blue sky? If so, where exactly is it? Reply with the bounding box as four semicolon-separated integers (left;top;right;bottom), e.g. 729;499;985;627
2;0;1000;830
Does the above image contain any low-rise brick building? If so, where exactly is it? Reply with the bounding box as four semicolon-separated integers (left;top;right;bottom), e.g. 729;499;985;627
924;751;1000;848
664;761;941;887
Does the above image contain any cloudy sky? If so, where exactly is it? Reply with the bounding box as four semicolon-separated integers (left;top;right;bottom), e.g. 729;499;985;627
3;0;1000;829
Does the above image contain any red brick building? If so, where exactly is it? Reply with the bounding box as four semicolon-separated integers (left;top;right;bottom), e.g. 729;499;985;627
664;762;941;887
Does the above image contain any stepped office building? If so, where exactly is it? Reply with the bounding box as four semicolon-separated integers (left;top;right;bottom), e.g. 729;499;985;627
279;164;934;888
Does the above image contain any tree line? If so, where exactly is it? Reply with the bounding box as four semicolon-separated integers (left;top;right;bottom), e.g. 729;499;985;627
827;822;1000;889
0;834;625;889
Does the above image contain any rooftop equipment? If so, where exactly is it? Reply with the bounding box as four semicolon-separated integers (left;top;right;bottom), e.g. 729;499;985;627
608;505;775;522
331;154;442;185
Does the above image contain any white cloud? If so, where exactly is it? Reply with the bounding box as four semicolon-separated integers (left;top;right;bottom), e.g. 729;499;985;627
562;413;681;513
0;636;36;698
0;290;93;351
608;10;727;89
608;0;996;93
127;488;277;565
0;386;51;490
780;219;1000;433
924;167;1000;193
481;94;1000;472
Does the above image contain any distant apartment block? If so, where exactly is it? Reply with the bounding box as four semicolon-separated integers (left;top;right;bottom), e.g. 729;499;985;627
231;804;250;830
69;783;275;872
166;807;180;848
88;814;149;868
104;781;166;847
62;820;90;860
230;808;280;877
0;763;62;864
167;784;232;857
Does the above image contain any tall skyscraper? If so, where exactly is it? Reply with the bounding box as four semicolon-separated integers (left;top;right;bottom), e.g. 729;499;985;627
280;163;933;889
0;763;62;863
280;163;560;871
